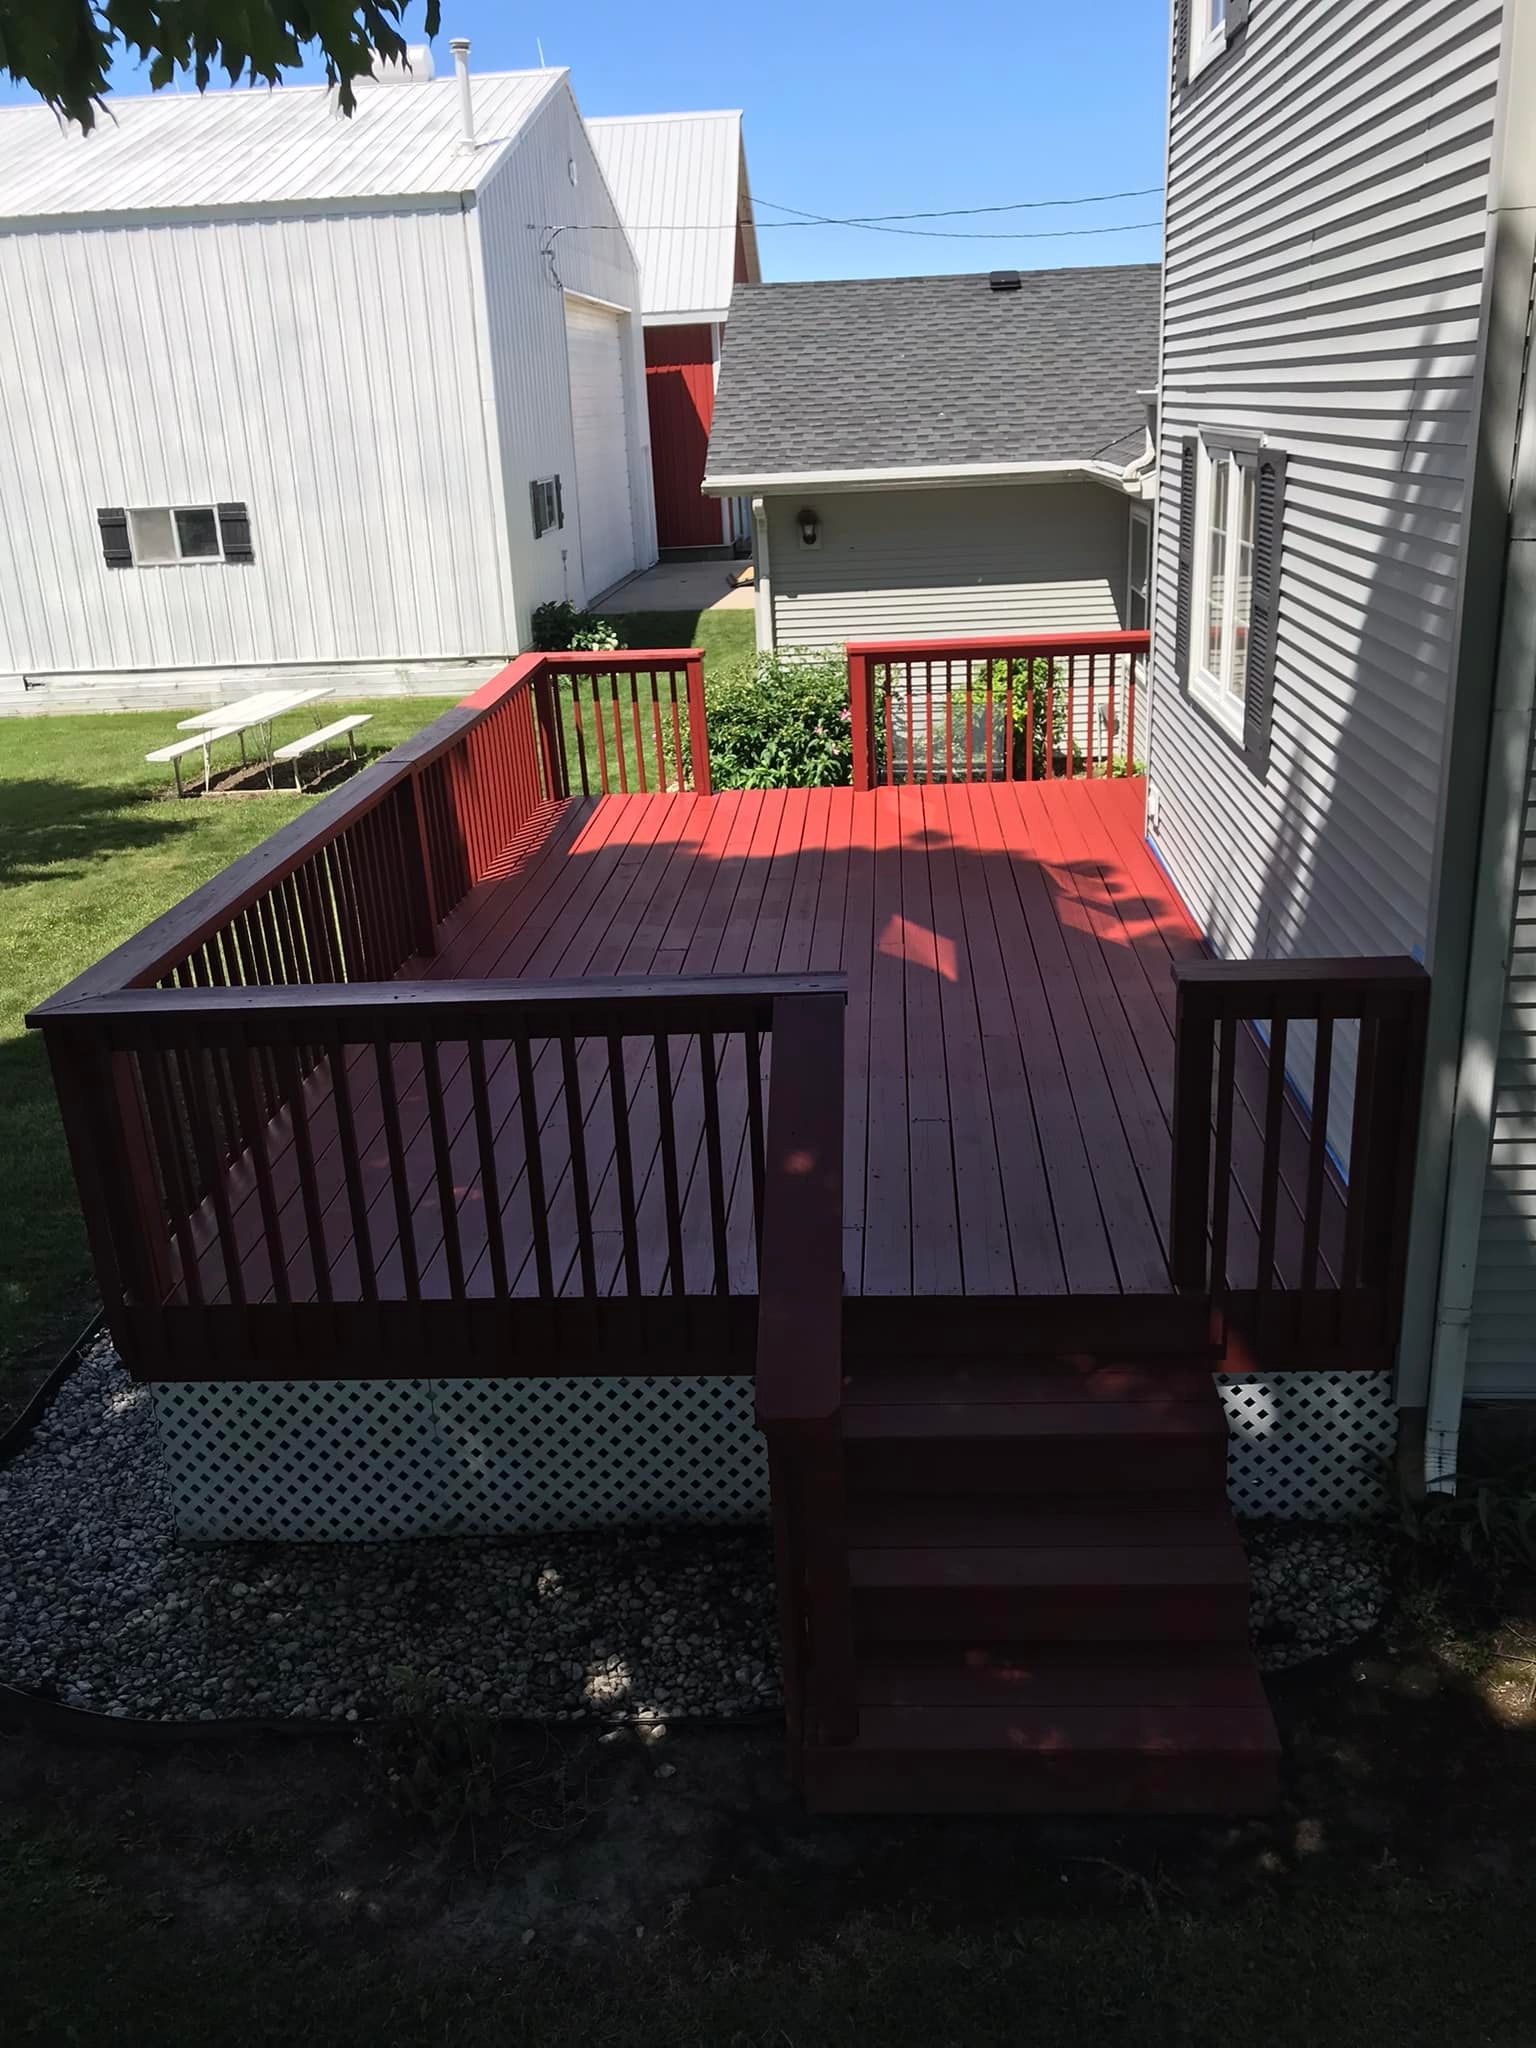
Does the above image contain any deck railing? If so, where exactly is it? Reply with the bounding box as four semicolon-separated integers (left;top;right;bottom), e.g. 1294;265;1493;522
1169;956;1430;1366
535;650;710;798
846;630;1149;791
36;973;845;1377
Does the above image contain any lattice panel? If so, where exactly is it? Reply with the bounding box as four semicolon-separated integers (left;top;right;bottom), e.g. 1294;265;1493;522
152;1376;767;1543
1218;1371;1396;1520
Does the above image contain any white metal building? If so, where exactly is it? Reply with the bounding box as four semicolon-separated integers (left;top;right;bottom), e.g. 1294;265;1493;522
0;57;658;713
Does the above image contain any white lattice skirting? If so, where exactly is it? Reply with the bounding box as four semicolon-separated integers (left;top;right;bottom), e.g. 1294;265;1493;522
151;1369;1398;1542
1218;1371;1396;1519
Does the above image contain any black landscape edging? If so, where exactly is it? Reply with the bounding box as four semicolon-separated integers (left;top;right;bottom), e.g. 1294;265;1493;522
0;1311;105;1464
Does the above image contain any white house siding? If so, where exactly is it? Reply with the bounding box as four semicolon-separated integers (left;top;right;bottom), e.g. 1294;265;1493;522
1468;769;1536;1397
0;206;508;682
1149;0;1503;1160
764;483;1130;650
472;83;656;632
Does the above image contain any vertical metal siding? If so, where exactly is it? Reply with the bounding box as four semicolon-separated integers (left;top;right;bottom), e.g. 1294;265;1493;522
1149;0;1503;1159
586;113;743;318
471;82;656;637
0;207;507;675
765;485;1130;648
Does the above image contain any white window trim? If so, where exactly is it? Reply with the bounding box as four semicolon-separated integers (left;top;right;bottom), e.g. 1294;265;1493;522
1189;0;1231;80
1188;438;1255;744
128;505;226;568
1126;505;1151;632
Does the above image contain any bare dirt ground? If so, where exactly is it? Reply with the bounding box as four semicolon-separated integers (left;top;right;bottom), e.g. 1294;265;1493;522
3;1569;1534;2046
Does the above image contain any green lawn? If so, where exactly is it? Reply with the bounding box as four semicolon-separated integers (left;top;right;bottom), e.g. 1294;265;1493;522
0;700;446;1393
0;616;755;1397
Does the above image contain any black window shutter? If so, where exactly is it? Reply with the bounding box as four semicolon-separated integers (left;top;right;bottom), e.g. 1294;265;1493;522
1226;0;1250;33
97;506;132;568
1173;436;1198;684
1243;447;1286;779
554;475;564;530
530;480;546;538
217;502;254;563
1172;0;1192;89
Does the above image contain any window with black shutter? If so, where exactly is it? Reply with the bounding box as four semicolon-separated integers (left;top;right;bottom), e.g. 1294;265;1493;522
1177;431;1285;779
217;502;254;562
530;477;563;538
102;503;252;566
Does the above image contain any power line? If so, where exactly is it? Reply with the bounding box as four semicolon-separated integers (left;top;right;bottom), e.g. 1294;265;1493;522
534;215;1163;241
755;183;1163;224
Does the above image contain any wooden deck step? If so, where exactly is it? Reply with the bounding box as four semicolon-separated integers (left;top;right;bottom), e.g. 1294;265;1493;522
841;1361;1229;1496
849;1530;1251;1645
803;1690;1280;1815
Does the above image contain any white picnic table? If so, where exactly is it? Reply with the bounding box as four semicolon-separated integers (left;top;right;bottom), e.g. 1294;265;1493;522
148;686;336;795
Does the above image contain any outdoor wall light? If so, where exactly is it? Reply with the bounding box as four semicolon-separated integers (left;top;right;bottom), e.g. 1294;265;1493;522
796;506;821;548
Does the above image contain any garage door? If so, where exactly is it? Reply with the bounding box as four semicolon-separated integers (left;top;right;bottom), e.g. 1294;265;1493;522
565;298;637;602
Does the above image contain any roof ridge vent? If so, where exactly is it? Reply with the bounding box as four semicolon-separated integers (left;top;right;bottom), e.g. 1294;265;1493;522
989;270;1022;293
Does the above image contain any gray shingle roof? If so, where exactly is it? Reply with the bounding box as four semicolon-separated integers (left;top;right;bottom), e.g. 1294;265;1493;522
706;264;1160;481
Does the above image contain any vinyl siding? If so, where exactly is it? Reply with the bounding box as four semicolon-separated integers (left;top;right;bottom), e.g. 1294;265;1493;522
0;207;508;678
1149;0;1503;1160
472;82;657;632
765;484;1130;650
1469;777;1536;1397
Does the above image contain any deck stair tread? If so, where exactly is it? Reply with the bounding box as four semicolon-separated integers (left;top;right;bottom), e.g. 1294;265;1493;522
842;1359;1221;1407
854;1646;1272;1711
844;1500;1242;1548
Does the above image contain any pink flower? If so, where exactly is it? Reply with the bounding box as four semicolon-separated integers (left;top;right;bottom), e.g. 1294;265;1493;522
838;706;852;722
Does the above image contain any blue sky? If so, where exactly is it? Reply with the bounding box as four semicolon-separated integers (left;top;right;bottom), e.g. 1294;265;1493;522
0;0;1168;282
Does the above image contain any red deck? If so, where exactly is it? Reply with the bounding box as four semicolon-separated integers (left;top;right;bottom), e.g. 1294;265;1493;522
424;775;1189;1301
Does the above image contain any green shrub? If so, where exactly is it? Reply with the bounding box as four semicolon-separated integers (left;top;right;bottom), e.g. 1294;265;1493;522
704;649;854;790
530;600;620;653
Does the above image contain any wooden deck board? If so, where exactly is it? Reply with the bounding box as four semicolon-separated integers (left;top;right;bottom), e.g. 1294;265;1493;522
181;779;1303;1313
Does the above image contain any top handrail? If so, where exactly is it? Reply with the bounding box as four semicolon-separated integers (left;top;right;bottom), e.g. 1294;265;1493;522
32;655;547;1015
31;648;709;1018
847;628;1151;660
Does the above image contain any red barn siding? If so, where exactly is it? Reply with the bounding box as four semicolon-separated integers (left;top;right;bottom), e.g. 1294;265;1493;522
645;324;722;550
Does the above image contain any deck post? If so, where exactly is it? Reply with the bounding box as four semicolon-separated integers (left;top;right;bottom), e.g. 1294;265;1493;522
847;649;875;791
684;654;712;796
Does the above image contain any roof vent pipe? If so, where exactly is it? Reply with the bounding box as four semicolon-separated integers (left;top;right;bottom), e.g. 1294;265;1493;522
450;38;475;148
989;270;1022;292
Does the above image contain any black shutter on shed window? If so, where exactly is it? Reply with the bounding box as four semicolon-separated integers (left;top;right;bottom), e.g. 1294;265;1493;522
1172;0;1192;89
217;502;254;562
1173;436;1198;684
1242;446;1286;780
554;474;564;529
97;506;132;568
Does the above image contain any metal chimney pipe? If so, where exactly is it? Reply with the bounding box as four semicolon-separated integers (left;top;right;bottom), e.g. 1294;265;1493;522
449;38;475;147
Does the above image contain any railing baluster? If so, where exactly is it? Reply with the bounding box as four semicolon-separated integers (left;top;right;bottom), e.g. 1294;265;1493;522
279;1040;331;1305
668;669;685;793
698;1028;730;1295
1067;654;1076;779
1210;1014;1237;1295
606;1031;643;1298
1087;653;1096;778
745;1025;767;1260
138;1044;202;1307
513;1031;555;1300
467;1033;508;1300
962;659;973;784
653;1031;687;1295
609;672;628;794
1256;1014;1288;1293
1045;664;1055;780
944;659;954;784
1300;1016;1334;1292
559;1029;598;1298
421;1039;465;1300
373;1039;420;1302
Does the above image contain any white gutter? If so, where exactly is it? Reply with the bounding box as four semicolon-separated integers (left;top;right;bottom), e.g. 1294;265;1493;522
702;457;1142;498
1422;0;1536;1491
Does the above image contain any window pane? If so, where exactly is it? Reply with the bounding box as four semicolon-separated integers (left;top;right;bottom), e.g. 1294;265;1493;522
128;507;175;565
1209;0;1227;26
175;507;220;558
1229;464;1258;704
1204;460;1229;676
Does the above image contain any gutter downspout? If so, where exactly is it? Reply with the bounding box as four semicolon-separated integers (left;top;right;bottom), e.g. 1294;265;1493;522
751;496;775;653
1422;0;1536;1491
1425;353;1536;1488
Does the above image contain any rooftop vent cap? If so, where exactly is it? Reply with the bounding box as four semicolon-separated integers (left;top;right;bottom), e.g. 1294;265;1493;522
989;270;1023;292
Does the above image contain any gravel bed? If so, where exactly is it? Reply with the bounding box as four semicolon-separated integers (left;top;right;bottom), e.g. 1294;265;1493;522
2;1345;1393;1721
1246;1522;1390;1670
0;1345;779;1724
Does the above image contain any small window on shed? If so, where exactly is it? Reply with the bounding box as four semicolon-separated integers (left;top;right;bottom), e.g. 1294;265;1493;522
530;476;564;539
120;504;244;566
